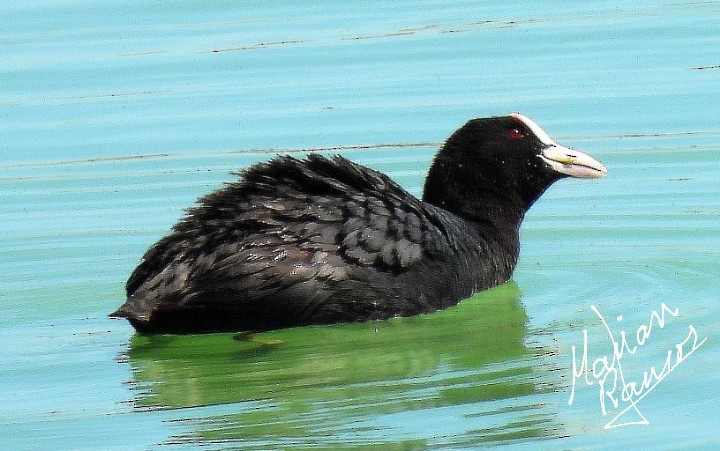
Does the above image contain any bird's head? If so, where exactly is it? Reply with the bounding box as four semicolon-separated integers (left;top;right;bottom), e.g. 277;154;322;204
423;113;607;220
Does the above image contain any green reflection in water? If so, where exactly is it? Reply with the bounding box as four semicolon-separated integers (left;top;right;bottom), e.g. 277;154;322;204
127;283;556;448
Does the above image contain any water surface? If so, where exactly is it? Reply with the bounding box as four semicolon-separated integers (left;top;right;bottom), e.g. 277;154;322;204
2;1;719;449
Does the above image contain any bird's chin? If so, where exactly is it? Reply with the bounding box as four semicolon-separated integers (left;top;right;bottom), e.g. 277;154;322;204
539;144;608;179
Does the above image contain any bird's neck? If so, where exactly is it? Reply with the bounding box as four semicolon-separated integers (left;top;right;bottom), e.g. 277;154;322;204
423;169;524;286
422;159;527;236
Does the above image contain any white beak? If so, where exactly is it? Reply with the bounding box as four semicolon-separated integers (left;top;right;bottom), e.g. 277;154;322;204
539;144;608;179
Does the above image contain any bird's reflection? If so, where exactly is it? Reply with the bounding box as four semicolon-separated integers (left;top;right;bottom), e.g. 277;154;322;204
125;283;558;448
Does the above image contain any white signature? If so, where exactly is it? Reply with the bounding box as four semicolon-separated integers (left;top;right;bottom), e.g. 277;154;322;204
568;303;706;429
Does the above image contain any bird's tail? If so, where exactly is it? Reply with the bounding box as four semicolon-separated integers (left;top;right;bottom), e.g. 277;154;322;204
109;262;191;325
109;294;155;322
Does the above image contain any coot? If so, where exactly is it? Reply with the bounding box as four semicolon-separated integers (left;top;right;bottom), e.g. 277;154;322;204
111;114;606;333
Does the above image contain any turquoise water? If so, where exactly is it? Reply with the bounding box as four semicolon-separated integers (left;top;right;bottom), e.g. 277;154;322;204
2;1;719;449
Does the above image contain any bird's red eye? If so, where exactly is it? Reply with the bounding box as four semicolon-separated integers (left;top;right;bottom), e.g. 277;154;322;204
508;128;524;139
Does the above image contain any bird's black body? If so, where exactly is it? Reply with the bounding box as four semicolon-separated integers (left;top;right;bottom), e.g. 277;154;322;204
112;114;606;333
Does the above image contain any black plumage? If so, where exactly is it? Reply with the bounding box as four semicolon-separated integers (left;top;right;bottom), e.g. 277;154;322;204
111;114;606;333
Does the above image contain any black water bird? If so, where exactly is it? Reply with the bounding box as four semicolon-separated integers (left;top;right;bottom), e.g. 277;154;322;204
111;114;607;333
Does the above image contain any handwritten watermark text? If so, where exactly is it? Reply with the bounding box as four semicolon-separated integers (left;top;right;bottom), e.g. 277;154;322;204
568;303;706;429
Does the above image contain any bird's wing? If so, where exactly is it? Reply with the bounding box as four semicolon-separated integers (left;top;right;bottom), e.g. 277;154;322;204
125;155;456;308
